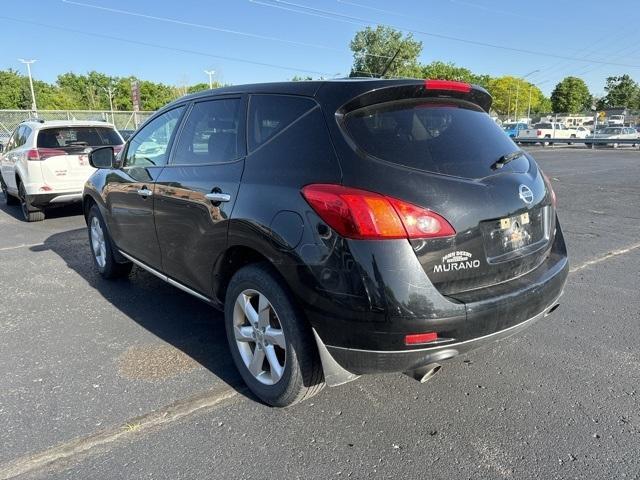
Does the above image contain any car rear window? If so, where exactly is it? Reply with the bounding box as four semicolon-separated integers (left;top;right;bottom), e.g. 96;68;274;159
37;127;123;149
344;99;526;179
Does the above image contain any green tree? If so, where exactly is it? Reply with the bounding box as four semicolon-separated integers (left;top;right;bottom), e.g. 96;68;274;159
421;61;491;88
349;26;422;78
0;69;30;109
602;74;639;108
486;76;548;117
550;76;592;113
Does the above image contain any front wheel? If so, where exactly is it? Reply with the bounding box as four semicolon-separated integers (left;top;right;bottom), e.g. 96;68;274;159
87;205;132;279
225;263;325;407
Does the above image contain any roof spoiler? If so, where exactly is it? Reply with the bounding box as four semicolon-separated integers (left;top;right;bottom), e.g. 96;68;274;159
337;79;493;115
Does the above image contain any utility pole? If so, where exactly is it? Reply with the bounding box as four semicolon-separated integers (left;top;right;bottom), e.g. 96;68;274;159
18;59;37;116
103;85;116;125
204;70;216;89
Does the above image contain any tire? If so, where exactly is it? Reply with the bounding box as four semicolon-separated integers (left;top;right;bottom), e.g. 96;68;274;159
224;263;325;407
18;181;44;222
0;176;18;206
87;204;133;279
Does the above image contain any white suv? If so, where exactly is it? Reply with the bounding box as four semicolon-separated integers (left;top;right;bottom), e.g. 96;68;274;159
0;120;124;221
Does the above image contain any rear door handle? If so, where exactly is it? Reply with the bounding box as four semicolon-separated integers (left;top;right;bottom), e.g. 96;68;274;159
137;188;153;197
205;192;231;202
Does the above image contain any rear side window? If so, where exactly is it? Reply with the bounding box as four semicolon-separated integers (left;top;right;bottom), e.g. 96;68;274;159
37;127;122;149
173;98;243;165
248;95;316;151
344;99;525;179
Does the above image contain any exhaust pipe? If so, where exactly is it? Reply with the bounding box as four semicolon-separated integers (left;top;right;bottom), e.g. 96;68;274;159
405;363;442;383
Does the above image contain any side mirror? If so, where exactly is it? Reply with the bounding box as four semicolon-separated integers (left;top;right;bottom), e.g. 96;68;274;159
0;143;4;153
89;146;115;169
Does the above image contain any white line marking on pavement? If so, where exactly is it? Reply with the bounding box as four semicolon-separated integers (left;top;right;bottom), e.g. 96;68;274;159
570;241;640;273
0;387;239;480
0;243;44;252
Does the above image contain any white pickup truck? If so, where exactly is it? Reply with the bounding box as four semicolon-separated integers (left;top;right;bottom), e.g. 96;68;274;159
516;122;579;145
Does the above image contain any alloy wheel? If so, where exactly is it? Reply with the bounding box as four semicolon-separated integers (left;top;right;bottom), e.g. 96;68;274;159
90;216;107;269
233;289;287;385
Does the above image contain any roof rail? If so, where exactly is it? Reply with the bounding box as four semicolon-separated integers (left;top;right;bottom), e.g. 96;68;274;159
22;118;44;124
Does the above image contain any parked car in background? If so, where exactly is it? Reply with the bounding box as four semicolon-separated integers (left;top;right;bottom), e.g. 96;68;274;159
584;126;639;147
118;129;136;141
502;122;528;139
606;115;625;126
0;131;11;151
517;122;578;145
82;79;567;406
574;126;591;139
0;120;124;221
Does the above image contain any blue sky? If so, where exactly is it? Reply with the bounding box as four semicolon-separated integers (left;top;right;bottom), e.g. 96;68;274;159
1;0;640;96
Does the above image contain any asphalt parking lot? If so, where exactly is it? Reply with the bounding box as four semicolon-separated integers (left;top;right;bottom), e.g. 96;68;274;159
1;149;639;479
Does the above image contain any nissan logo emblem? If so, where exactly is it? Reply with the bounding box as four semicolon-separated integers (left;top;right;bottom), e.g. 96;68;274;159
519;184;534;204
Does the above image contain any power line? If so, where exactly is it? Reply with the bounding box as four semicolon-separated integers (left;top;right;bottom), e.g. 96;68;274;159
61;0;392;60
251;0;640;68
0;15;335;77
335;0;414;19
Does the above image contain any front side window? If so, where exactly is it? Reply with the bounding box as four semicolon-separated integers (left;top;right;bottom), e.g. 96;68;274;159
248;94;317;151
124;106;184;167
173;99;243;165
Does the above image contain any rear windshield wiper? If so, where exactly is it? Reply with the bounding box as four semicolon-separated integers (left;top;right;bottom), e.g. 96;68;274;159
491;150;525;170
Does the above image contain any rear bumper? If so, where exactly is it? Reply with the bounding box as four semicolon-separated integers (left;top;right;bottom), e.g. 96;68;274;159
27;192;82;208
326;294;561;374
308;221;568;375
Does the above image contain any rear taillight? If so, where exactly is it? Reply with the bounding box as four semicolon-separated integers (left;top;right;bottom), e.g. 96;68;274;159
424;79;471;93
301;184;455;240
536;130;542;136
26;148;67;161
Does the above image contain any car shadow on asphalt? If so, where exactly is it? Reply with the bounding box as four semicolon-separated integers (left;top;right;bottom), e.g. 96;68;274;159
0;201;84;221
34;227;249;398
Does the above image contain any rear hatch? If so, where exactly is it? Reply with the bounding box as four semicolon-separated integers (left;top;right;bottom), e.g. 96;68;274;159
330;81;555;296
36;126;123;190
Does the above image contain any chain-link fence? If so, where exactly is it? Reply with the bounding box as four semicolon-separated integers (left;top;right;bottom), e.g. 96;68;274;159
494;110;640;127
0;110;155;137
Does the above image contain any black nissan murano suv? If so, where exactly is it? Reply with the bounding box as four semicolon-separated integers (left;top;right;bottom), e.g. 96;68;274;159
83;79;568;406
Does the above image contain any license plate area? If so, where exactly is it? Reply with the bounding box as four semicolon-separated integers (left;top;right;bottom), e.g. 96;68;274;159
482;206;550;263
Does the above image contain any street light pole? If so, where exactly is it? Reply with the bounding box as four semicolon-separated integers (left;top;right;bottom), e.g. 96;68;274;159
18;59;37;116
204;70;216;89
514;70;540;122
527;80;548;124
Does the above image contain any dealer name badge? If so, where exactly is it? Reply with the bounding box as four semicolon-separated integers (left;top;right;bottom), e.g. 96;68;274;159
434;251;480;273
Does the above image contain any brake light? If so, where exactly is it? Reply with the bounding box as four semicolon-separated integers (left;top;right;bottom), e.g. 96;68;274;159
301;184;455;240
26;148;67;161
424;79;471;93
536;130;542;136
405;332;438;345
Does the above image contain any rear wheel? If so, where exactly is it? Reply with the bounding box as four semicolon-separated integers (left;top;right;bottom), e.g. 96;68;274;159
18;181;44;222
0;176;18;206
225;263;324;407
87;205;132;279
